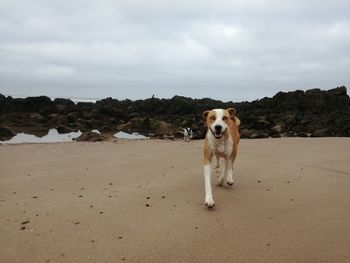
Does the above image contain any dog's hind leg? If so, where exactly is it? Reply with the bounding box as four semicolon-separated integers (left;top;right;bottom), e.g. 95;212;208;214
217;158;228;186
227;148;238;186
215;153;220;169
226;164;234;186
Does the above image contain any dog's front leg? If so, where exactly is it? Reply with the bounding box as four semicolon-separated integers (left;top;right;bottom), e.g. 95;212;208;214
204;161;215;208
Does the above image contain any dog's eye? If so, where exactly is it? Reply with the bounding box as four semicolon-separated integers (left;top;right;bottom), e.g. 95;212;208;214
222;116;228;121
210;116;216;121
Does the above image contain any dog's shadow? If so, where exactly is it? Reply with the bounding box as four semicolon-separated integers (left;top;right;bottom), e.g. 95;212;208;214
216;184;235;191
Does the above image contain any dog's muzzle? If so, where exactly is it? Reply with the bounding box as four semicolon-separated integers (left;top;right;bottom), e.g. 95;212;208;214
210;127;227;139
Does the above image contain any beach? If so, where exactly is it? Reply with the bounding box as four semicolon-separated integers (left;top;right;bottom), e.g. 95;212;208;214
1;138;350;263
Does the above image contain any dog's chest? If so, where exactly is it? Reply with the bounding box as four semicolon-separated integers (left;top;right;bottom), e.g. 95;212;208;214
211;138;233;156
216;143;226;153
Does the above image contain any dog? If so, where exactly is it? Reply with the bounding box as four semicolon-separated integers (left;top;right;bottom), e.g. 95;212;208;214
183;127;193;142
202;108;240;208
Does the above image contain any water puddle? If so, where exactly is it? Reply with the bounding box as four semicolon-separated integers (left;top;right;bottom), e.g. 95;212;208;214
1;129;82;144
1;129;149;144
114;131;149;139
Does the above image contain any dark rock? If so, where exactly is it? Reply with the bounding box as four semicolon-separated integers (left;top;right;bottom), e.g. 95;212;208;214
0;126;16;141
55;115;70;126
53;98;75;106
30;113;46;123
57;126;74;134
295;132;309;137
1;86;349;139
67;112;80;122
310;128;331;137
75;131;108;142
240;129;255;139
250;130;269;139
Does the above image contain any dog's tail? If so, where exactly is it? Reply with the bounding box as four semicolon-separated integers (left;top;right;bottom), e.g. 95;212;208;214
234;117;241;126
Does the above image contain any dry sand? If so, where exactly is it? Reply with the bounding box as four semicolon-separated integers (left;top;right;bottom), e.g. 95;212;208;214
0;138;350;263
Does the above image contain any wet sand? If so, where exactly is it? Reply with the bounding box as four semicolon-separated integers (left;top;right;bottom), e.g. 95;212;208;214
1;138;350;262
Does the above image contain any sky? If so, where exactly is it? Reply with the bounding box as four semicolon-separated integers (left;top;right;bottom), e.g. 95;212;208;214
0;0;349;102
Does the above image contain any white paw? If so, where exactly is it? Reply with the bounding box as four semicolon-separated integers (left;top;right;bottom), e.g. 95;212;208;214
205;196;215;208
217;175;225;186
226;177;234;186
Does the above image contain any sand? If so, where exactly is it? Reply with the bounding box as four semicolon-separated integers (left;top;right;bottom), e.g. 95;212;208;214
1;138;350;263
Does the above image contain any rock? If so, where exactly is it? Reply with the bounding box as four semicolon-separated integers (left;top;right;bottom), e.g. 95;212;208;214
1;86;349;139
53;98;75;106
310;128;331;137
30;113;46;123
240;129;255;139
284;131;295;137
250;130;269;139
55;115;70;126
0;126;16;141
56;126;74;134
67;112;80;122
249;119;272;130
25;96;53;110
75;131;108;142
295;132;309;137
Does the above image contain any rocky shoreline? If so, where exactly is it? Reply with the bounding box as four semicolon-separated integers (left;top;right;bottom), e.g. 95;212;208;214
1;86;349;141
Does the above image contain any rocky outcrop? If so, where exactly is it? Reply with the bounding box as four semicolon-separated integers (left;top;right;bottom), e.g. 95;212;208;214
235;86;350;138
74;131;109;142
0;126;15;141
0;86;349;139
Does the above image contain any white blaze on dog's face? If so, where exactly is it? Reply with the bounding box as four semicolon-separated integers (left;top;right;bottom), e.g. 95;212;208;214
203;109;231;139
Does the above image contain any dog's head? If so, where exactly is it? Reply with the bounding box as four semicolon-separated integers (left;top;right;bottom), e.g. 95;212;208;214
202;108;236;139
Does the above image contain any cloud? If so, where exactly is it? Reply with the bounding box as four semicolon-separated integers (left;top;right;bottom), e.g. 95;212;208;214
0;0;349;101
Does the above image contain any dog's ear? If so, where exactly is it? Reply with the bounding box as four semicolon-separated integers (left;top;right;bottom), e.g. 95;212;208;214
226;108;236;120
202;110;210;121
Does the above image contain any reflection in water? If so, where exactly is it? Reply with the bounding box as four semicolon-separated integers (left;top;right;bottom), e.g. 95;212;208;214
114;131;149;139
1;129;82;144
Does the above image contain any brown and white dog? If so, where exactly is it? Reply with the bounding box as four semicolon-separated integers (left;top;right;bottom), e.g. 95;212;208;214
202;108;240;208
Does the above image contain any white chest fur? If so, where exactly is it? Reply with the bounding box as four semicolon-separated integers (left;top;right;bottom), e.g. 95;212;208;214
208;133;233;157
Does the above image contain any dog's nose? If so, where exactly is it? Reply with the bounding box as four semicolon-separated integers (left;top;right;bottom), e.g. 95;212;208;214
214;125;222;131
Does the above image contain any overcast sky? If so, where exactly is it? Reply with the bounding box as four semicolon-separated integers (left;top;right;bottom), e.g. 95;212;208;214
0;0;349;102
